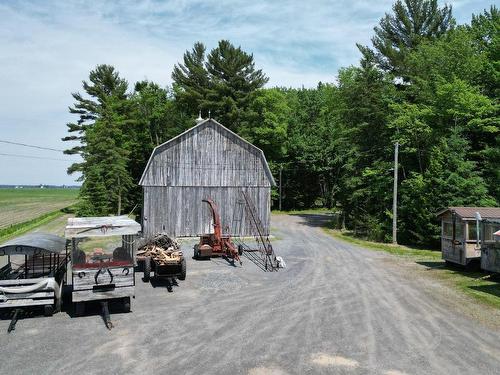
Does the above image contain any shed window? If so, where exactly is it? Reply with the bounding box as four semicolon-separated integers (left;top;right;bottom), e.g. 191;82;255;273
443;222;453;237
468;222;481;241
443;221;463;238
483;223;500;242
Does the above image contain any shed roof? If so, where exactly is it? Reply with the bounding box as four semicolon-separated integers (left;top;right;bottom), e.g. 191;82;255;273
139;118;276;186
0;233;66;256
436;207;500;220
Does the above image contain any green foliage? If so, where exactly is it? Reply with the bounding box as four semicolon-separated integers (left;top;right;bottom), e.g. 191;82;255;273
63;3;498;248
171;42;210;116
399;132;496;246
361;0;454;77
64;65;135;216
469;6;500;98
172;40;268;131
240;88;290;161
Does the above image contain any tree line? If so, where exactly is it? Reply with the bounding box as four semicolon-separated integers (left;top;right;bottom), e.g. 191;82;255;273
63;0;499;248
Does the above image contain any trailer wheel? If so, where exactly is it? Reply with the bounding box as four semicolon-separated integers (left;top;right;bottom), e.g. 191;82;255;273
123;297;131;313
193;244;200;259
238;244;244;256
179;258;187;280
143;256;151;281
43;304;54;317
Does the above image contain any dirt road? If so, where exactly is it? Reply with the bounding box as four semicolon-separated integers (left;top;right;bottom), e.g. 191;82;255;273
1;214;499;374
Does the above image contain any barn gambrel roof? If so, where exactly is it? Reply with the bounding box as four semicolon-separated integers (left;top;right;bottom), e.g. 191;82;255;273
139;119;276;186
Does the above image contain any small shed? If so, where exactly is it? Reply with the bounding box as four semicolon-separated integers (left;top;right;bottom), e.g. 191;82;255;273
480;219;500;273
139;119;276;238
437;207;500;266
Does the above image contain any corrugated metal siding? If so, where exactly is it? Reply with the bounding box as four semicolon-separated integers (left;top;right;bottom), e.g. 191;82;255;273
141;121;271;187
143;186;270;237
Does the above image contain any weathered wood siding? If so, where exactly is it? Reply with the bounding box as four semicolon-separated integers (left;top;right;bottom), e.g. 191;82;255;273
72;266;134;291
143;186;270;237
141;120;273;238
481;244;500;273
141;121;271;187
0;277;58;309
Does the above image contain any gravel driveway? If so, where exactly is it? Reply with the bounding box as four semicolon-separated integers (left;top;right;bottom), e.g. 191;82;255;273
0;213;499;375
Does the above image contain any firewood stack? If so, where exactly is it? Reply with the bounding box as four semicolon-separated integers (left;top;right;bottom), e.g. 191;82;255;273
137;234;183;265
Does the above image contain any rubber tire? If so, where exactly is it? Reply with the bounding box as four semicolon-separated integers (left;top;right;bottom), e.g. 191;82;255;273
123;297;131;313
178;258;187;280
144;256;151;281
43;304;54;317
193;244;199;259
75;302;85;317
238;244;244;256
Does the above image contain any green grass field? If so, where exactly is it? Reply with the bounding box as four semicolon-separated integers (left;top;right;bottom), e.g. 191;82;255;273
0;188;78;242
0;188;78;228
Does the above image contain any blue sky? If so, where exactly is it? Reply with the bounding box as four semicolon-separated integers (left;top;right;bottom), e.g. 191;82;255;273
0;0;494;185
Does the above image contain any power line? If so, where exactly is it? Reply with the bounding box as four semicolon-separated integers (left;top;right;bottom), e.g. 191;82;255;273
0;152;77;162
0;139;65;152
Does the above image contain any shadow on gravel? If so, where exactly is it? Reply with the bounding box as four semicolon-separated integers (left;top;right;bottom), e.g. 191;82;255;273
150;277;179;292
65;299;128;318
291;213;335;228
418;261;481;274
417;261;500;300
242;251;272;272
469;284;500;298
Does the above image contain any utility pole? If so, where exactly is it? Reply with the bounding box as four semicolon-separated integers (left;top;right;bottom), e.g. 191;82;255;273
392;142;399;245
279;166;283;211
117;175;121;216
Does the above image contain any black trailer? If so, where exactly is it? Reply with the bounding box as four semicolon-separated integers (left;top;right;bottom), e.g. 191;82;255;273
0;233;68;332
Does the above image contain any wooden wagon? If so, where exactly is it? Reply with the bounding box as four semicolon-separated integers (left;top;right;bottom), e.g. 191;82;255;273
65;216;141;325
0;233;68;331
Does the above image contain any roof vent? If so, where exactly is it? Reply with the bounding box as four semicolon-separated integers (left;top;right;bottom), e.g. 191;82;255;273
195;110;204;124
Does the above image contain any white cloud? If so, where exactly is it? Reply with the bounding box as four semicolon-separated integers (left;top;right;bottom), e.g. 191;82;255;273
0;0;492;184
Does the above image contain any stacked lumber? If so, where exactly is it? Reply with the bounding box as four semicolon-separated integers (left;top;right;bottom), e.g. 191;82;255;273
137;234;183;265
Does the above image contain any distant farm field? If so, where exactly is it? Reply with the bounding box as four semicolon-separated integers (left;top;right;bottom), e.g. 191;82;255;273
0;188;79;229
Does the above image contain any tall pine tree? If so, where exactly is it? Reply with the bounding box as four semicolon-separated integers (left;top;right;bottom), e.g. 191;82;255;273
359;0;454;78
172;40;268;131
63;65;133;215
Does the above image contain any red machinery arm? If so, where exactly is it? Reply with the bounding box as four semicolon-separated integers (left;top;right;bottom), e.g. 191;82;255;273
201;198;241;265
202;199;222;239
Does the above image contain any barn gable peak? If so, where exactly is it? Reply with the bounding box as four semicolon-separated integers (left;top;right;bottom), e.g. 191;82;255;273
139;119;276;187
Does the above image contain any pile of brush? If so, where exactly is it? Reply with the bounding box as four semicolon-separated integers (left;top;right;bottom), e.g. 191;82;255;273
137;234;183;265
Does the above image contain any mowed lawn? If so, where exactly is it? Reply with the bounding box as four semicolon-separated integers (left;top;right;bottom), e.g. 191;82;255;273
0;188;78;229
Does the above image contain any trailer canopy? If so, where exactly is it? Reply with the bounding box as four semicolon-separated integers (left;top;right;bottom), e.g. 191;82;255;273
65;216;141;238
0;233;66;256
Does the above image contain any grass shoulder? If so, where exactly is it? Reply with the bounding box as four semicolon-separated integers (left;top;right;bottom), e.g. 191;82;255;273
324;228;440;260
